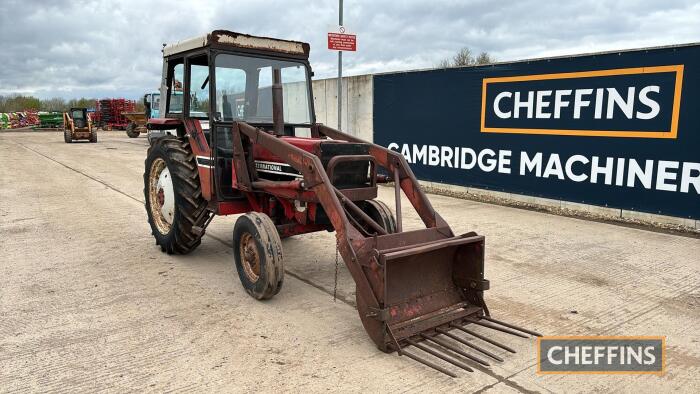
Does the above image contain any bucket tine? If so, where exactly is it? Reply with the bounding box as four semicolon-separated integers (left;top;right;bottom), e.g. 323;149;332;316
450;323;517;353
481;316;543;337
401;349;458;378
420;333;490;366
407;339;474;372
436;328;504;362
464;318;529;338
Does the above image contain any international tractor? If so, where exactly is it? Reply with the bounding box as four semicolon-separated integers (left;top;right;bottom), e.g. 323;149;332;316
144;30;539;377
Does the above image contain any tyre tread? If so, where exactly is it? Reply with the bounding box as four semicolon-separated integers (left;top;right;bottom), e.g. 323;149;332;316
144;137;211;255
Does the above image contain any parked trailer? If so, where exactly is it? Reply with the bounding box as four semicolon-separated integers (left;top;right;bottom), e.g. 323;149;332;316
38;112;64;128
124;92;160;138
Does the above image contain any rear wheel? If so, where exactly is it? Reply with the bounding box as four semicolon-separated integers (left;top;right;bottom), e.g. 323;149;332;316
233;212;284;300
64;129;72;143
144;137;211;254
89;130;97;143
358;200;397;234
126;122;140;138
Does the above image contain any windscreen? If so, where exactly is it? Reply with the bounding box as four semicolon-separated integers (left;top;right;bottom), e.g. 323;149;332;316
214;54;311;124
71;109;84;119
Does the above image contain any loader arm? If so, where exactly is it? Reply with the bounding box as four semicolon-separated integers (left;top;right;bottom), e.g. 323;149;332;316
313;124;447;231
63;112;74;133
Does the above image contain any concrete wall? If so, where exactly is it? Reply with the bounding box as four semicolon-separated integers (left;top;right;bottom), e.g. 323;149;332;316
311;73;696;230
418;179;699;230
312;75;373;142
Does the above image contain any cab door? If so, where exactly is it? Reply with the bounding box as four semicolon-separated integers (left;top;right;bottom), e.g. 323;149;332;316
209;52;250;201
182;53;215;200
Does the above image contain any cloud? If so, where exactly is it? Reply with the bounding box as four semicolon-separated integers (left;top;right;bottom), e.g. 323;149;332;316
0;0;698;99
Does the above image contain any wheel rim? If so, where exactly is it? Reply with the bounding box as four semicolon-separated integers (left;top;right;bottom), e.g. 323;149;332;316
148;157;175;234
239;233;260;282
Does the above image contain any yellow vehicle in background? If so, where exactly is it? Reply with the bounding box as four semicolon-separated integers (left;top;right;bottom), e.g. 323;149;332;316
63;107;97;143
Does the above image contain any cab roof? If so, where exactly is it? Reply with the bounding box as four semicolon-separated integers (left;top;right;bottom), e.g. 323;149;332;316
162;30;310;59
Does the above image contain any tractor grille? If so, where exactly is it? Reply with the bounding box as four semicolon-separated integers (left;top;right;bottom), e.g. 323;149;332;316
319;142;370;166
320;142;372;189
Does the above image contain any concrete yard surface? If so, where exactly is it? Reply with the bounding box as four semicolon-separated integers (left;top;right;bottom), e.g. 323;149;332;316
1;131;698;393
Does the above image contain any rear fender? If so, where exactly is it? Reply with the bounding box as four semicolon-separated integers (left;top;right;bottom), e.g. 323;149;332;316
182;119;213;201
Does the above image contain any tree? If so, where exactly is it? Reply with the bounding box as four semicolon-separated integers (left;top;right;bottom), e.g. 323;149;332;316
0;95;101;112
438;47;495;68
0;95;41;112
475;52;495;65
43;97;65;111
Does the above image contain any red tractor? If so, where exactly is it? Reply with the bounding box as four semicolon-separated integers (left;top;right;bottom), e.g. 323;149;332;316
145;30;539;376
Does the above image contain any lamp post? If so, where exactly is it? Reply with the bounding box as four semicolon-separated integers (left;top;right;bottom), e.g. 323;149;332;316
337;0;343;130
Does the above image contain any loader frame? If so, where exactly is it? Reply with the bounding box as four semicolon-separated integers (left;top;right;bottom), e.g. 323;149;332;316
161;109;495;352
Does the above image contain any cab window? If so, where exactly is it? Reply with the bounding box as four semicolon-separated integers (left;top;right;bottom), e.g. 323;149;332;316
168;60;184;114
188;55;209;118
214;53;311;124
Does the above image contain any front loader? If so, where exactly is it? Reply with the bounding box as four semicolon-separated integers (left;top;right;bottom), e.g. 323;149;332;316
144;30;539;377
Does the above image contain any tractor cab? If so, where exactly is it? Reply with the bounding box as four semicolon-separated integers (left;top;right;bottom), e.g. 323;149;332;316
156;31;313;135
150;30;351;202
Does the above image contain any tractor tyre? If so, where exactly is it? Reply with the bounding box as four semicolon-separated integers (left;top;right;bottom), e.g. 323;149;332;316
89;131;97;143
358;200;397;234
232;212;284;300
126;122;140;138
64;129;72;143
144;137;211;254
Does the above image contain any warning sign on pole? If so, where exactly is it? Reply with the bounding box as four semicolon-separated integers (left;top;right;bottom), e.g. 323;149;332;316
328;26;356;51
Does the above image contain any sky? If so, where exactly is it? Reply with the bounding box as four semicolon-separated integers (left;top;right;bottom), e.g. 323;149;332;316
0;0;698;99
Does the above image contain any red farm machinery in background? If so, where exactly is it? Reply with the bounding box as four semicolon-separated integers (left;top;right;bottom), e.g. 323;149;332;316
93;98;136;130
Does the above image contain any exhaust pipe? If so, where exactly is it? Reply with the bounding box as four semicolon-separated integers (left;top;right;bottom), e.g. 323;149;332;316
272;68;284;135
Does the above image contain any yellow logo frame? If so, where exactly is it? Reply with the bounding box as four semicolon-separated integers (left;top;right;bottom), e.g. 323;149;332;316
480;65;684;139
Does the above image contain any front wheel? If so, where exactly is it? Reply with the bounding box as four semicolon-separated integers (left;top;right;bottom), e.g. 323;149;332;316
126;122;140;138
357;200;397;234
64;129;72;143
89;131;97;143
233;212;284;300
144;137;211;254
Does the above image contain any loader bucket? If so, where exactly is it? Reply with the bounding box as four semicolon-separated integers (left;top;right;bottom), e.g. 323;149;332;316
357;232;490;352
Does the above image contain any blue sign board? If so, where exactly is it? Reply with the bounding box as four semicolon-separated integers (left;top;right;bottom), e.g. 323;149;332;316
374;44;700;219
